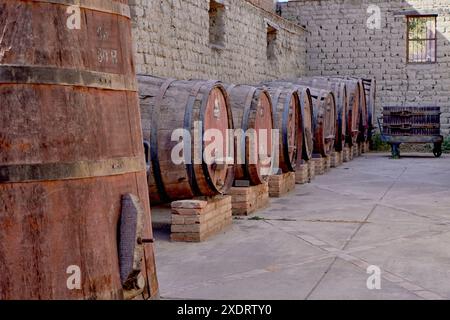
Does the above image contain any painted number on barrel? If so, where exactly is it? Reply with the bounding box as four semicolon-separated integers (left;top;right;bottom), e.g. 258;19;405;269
97;48;118;65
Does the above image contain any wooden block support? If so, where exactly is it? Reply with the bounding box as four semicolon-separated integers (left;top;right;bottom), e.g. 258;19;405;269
268;172;296;198
324;156;331;172
352;145;359;158
343;147;351;162
226;182;269;216
170;195;232;242
295;163;310;184
330;152;343;168
363;141;370;153
308;160;316;180
312;157;325;175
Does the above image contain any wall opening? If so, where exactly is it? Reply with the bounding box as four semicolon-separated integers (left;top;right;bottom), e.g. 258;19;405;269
209;0;225;48
407;15;437;64
267;24;278;60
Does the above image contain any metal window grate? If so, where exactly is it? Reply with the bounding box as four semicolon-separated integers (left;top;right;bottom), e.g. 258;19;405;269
407;16;437;63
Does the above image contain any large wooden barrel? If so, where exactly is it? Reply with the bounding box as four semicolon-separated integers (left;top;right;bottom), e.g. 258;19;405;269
295;86;337;157
138;75;235;203
226;85;275;185
296;78;348;152
263;86;302;172
0;0;158;299
262;82;314;162
329;77;368;143
325;78;361;146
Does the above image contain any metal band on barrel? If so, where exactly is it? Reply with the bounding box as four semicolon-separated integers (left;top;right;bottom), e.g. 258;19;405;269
0;65;137;92
28;0;131;18
0;157;145;183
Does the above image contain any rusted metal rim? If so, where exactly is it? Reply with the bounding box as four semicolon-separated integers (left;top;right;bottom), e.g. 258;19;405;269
0;65;138;91
0;156;145;183
28;0;131;18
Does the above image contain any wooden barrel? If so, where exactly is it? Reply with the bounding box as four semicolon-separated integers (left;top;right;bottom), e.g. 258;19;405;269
138;75;235;203
295;86;337;157
296;78;348;152
0;0;158;300
329;77;368;143
263;86;302;172
324;78;361;146
226;85;275;185
262;82;314;162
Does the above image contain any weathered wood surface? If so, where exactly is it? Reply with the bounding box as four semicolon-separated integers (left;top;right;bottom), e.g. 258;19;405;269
296;78;348;152
261;81;314;162
0;0;158;300
264;86;302;173
226;85;274;185
138;76;235;203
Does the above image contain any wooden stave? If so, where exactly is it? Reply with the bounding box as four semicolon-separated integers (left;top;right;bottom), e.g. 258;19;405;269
0;0;158;300
138;75;235;203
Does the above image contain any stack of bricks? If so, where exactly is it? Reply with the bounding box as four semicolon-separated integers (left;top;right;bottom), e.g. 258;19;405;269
330;152;343;168
343;146;353;162
312;157;325;175
170;196;232;242
324;156;331;172
268;172;296;197
363;141;370;153
295;162;310;184
352;145;359;158
226;182;269;216
308;159;316;179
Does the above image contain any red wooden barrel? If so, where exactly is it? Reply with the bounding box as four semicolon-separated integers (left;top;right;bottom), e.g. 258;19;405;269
226;85;274;185
262;81;314;162
138;75;235;203
323;78;361;146
0;0;158;299
329;77;367;143
264;86;303;173
296;78;348;152
295;86;337;157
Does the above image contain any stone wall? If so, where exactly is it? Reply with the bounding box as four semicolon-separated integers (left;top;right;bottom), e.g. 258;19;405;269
247;0;277;12
279;0;450;135
130;0;307;85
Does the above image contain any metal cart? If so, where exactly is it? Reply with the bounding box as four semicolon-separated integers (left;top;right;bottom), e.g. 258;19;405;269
378;107;443;158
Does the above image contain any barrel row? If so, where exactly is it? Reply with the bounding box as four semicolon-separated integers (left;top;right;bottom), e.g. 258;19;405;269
138;75;376;205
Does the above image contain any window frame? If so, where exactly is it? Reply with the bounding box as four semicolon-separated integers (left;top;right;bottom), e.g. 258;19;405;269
406;15;437;65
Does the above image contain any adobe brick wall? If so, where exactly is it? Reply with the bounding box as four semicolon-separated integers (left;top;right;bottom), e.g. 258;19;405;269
279;0;450;136
129;0;307;84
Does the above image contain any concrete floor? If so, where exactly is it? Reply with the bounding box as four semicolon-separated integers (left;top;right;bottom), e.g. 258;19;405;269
152;153;450;300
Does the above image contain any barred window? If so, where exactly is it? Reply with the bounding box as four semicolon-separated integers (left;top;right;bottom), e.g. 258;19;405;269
407;16;437;63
